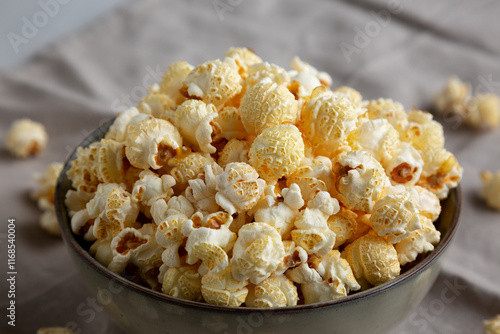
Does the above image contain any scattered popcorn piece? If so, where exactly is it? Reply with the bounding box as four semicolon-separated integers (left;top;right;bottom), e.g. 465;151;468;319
201;265;249;307
125;118;183;170
217;139;249;167
231;223;285;284
341;234;400;290
481;170;500;210
395;217;440;266
215;162;266;215
86;183;139;239
183;212;236;273
300;250;360;304
174;100;218;153
245;274;298;307
249;124;305;182
239;78;298;136
32;162;62;206
332;150;387;213
466;94;500;129
484;314;500;334
182;59;241;108
162;265;203;301
5;118;48;158
369;189;422;244
433;76;469;118
291;191;339;256
160;61;194;105
299;88;357;157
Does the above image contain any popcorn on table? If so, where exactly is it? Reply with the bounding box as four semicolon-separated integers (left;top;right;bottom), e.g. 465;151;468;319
65;47;462;306
5;118;48;158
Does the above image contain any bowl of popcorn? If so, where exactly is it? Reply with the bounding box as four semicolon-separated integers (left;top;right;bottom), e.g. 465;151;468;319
55;47;462;334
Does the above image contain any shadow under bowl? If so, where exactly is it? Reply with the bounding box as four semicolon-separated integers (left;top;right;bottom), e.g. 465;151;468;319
55;120;462;334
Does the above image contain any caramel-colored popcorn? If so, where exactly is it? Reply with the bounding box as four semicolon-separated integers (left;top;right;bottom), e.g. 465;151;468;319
64;48;461;307
5;118;47;158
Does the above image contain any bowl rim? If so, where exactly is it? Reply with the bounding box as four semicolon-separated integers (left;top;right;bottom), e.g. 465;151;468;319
55;120;462;314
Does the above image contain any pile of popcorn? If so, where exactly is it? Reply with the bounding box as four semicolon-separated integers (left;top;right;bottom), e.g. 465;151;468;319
61;47;464;307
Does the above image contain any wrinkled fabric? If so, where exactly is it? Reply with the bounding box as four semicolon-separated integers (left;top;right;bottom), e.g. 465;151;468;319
1;0;499;333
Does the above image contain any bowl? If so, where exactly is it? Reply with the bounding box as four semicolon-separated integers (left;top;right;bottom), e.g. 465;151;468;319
55;120;462;334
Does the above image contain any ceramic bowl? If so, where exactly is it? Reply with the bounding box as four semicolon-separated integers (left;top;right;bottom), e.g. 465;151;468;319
55;120;462;334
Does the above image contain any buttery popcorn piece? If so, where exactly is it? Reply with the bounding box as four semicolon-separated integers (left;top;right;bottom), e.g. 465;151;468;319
174;100;218;153
239;77;298;136
245;274;298;307
160;61;194;105
185;164;221;213
125;118;182;170
433;76;469;118
369;189;422;244
224;47;263;79
215;162;266;215
364;98;408;134
395;217;440;266
5;118;47;158
162;265;203;301
466;94;500;129
132;170;176;208
217;138;249;167
402;109;445;152
332;150;387;213
299;88;357;157
212;106;247;141
248;124;305;182
168;152;217;188
245;62;291;88
182;59;241;108
286;156;334;203
383;141;424;187
231;223;285;284
201;265;249;307
341;234;400;290
137;91;175;121
481;170;500;210
327;207;358;249
32;162;63;236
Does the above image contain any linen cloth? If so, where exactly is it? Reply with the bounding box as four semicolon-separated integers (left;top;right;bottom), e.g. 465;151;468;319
1;0;499;333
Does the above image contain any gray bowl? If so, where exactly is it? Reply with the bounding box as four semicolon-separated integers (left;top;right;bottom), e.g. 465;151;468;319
55;120;462;334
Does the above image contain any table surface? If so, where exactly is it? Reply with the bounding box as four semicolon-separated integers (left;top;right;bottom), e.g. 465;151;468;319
1;0;499;333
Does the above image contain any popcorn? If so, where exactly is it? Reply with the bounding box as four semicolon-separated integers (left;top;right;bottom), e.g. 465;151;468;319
215;162;266;215
433;76;469;117
125;118;183;170
347;118;400;163
484;314;500;334
383;141;423;187
245;274;298;307
299;88;357;156
32;162;63;236
5;118;48;158
395;217;440;266
291;191;340;256
481;170;500;210
183;212;236;274
86;183;139;239
161;265;203;301
286;156;334;203
466;94;500;129
332;150;387;213
160;61;194;105
174;100;218;153
369;189;422;244
231;223;285;284
201;265;249;307
239;78;298;136
185;164;221;213
217;139;249;167
248;124;305;182
341;234;400;290
224;47;262;79
181;59;241;108
251;184;304;238
64;49;462;307
298;251;360;304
